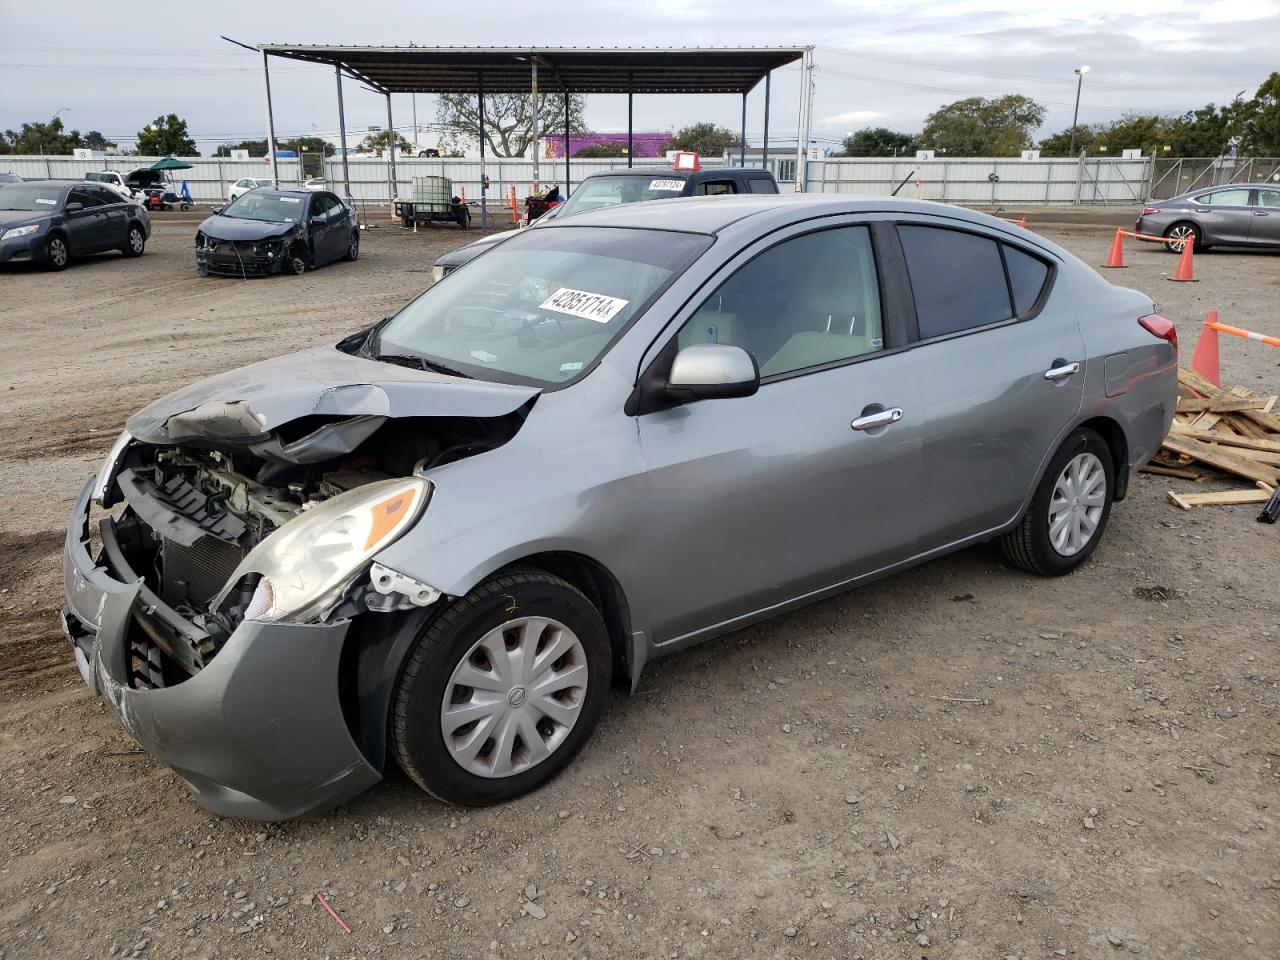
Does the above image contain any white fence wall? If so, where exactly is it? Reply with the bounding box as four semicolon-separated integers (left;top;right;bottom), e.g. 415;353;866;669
803;157;1152;205
0;155;304;202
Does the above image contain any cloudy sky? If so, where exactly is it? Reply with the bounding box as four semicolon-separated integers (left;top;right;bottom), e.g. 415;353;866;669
2;0;1277;153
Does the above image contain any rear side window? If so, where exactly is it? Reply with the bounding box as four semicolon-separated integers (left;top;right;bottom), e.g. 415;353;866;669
693;180;736;196
1002;244;1050;317
898;225;1012;339
1197;189;1250;206
748;178;777;194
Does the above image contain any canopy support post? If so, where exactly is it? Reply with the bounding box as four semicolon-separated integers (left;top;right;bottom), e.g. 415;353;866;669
261;49;279;187
627;72;634;168
564;91;571;196
385;91;397;204
478;73;488;230
335;65;351;202
762;71;771;169
530;56;540;192
740;92;747;166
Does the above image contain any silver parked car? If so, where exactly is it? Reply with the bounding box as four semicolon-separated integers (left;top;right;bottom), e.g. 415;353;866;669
63;196;1178;820
1136;183;1280;250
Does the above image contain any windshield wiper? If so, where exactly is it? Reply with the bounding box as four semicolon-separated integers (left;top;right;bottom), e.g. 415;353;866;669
374;351;472;379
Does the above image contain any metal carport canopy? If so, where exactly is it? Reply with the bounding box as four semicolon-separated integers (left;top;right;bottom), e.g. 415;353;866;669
254;44;814;226
257;45;806;95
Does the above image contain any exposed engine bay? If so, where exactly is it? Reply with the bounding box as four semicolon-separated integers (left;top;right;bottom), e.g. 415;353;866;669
103;408;529;687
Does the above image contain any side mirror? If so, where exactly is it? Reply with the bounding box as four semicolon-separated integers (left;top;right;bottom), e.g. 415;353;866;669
667;343;760;400
64;202;84;213
211;206;224;215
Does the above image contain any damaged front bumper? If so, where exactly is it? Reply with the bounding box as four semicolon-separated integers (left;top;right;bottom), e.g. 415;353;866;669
62;478;381;821
195;238;287;277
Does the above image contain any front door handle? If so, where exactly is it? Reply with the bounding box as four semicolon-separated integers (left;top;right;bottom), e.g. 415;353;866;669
1044;361;1081;381
1254;210;1269;216
851;407;903;431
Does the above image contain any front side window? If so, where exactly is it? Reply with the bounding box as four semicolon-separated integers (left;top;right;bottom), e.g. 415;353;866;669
221;192;305;223
69;188;105;208
376;227;711;386
89;186;120;205
1198;189;1250;206
899;225;1013;339
677;226;884;378
694;181;736;196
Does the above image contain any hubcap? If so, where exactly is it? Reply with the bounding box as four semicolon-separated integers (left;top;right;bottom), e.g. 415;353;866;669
130;229;143;252
1169;226;1194;248
441;616;588;778
51;240;66;265
1048;452;1106;557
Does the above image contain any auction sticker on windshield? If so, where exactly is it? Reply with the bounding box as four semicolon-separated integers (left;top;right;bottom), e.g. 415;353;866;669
539;288;630;324
649;179;684;191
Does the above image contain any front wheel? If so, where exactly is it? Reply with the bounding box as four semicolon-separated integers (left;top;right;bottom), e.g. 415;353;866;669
287;249;308;275
1163;221;1200;253
45;235;69;271
391;570;611;806
1000;428;1114;576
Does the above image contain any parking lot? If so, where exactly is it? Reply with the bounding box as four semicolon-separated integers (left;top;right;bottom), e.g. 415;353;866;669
1;214;1277;959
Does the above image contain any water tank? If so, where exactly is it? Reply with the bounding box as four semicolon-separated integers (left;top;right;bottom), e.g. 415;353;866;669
412;175;453;211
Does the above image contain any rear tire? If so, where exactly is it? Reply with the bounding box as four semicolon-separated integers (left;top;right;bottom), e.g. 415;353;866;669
1000;428;1114;577
121;224;146;258
344;232;359;262
391;569;611;806
1163;221;1201;253
44;235;69;271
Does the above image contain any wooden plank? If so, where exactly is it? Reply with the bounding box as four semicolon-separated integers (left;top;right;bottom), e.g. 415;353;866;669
1239;408;1280;435
1175;397;1269;413
1160;435;1280;486
1166;488;1274;509
1141;463;1203;480
1178;366;1225;398
1168;425;1280;452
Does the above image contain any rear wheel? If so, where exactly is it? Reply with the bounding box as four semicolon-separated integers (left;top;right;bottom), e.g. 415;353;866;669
45;235;69;271
1000;428;1114;576
391;569;611;806
1163;221;1200;252
344;231;359;261
122;224;146;258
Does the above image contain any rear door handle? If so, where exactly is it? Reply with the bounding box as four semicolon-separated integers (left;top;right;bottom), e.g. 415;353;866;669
851;408;903;431
1044;361;1081;381
1254;210;1269;216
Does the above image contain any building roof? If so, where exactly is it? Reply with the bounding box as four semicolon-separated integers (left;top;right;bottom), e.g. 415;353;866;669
258;45;807;95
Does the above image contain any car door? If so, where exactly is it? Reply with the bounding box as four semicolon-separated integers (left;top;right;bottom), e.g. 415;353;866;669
1190;188;1253;245
895;221;1085;552
1250;188;1280;245
63;187;109;252
310;193;345;263
636;220;922;646
88;186;128;247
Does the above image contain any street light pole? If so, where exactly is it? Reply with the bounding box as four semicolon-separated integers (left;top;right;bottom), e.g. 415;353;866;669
1068;65;1090;156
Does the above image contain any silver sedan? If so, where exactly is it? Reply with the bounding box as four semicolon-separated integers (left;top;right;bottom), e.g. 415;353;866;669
64;195;1178;819
1136;183;1280;250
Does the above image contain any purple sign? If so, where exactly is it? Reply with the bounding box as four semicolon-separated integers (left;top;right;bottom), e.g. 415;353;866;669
544;132;673;159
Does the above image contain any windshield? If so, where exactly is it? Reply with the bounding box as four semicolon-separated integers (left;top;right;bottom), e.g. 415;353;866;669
376;226;711;386
0;183;62;211
556;174;688;217
220;192;305;223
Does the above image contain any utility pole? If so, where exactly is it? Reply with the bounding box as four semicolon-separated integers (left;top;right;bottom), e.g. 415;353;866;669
1068;65;1090;156
531;56;540;193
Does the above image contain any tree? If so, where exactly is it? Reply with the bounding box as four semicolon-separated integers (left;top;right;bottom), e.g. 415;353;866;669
1;118;82;154
574;141;628;158
136;114;196;155
437;93;587;157
663;122;741;157
921;95;1046;156
1038;124;1100;157
81;130;116;152
214;139;268;157
358;130;413;156
839;127;919;156
1239;72;1280;155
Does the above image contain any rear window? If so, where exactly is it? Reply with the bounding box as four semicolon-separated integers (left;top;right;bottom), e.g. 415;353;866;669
1002;244;1051;317
899;226;1012;339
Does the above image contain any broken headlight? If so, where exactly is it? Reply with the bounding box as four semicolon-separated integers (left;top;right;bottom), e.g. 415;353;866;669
216;477;430;624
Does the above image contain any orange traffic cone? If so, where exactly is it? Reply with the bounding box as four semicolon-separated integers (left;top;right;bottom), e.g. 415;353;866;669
1168;234;1197;282
1102;228;1125;268
1018;216;1028;229
1190;310;1221;386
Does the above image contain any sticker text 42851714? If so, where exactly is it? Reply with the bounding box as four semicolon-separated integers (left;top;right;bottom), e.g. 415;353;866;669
539;287;630;324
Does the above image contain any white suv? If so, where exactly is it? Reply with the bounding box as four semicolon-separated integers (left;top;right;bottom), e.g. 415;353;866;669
84;171;135;201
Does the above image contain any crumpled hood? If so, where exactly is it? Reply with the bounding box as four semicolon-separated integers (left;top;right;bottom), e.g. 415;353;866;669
127;344;541;444
198;215;298;243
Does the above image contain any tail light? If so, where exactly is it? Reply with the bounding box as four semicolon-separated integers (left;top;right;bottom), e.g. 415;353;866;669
1138;313;1177;353
1141;207;1159;216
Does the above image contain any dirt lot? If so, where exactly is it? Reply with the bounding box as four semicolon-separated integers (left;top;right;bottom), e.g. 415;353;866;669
1;214;1277;960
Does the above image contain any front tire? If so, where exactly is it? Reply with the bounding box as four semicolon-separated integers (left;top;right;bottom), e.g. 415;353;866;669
1000;428;1114;576
1163;221;1201;253
287;248;308;275
391;569;611;806
122;224;146;258
45;234;69;271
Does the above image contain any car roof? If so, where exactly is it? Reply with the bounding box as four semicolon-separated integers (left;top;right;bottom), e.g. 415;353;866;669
1185;184;1274;193
3;179;70;190
541;193;1007;236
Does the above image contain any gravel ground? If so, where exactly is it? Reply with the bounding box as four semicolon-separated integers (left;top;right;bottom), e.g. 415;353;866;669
1;214;1277;960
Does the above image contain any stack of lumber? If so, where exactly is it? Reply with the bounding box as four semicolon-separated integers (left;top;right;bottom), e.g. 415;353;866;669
1143;367;1280;510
